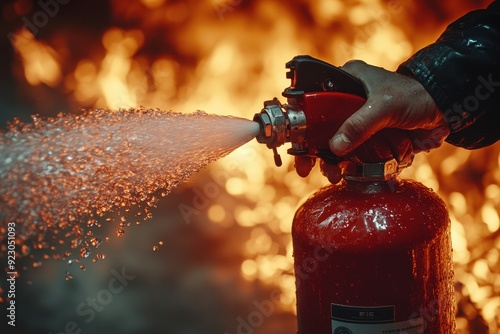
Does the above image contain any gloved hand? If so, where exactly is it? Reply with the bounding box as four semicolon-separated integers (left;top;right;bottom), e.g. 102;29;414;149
295;60;450;183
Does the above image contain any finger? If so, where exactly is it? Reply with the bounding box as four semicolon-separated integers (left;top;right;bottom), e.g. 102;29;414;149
294;156;316;178
320;160;342;184
409;125;450;153
340;60;368;78
331;61;393;156
341;60;383;89
329;101;389;156
380;129;414;164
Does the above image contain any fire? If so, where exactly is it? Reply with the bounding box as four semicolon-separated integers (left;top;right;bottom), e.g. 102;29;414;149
98;28;144;108
6;0;499;332
11;29;62;87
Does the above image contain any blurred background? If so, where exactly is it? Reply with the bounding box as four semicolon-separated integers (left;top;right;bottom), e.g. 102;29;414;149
0;0;499;333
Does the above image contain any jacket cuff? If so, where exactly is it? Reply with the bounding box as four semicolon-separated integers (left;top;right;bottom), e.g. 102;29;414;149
397;45;473;133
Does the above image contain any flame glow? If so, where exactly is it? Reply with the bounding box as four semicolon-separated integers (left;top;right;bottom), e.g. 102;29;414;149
12;29;62;87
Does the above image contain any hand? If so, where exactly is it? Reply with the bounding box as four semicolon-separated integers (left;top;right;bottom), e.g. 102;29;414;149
330;60;450;156
294;60;450;181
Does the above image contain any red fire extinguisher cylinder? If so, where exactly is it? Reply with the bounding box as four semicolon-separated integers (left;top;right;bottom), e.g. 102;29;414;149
292;169;455;333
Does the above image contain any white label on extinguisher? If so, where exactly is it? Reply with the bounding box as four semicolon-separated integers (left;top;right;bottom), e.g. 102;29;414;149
331;303;425;334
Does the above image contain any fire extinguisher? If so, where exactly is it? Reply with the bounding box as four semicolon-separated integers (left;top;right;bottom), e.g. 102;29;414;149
253;55;455;333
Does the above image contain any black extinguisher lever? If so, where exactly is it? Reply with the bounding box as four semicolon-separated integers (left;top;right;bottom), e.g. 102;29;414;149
282;55;366;98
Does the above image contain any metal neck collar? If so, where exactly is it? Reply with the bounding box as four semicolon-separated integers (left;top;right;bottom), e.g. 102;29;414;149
339;159;408;182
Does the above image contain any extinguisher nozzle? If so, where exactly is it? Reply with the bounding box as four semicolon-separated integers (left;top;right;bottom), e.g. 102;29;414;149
253;111;273;145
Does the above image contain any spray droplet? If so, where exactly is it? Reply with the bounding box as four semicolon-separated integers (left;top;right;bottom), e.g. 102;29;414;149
152;246;158;251
65;271;73;280
80;247;90;258
90;237;102;248
0;109;259;267
116;229;125;237
80;264;86;271
21;244;30;256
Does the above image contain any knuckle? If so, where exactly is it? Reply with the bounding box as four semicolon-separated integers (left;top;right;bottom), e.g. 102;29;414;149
345;113;375;138
341;59;367;73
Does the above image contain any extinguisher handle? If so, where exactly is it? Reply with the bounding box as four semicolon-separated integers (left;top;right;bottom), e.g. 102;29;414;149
252;55;415;171
297;90;414;166
282;55;366;99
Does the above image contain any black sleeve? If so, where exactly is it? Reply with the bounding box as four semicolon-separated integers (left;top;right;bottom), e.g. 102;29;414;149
397;0;500;149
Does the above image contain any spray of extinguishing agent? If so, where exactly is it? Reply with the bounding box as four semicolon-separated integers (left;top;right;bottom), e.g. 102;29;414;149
253;56;455;334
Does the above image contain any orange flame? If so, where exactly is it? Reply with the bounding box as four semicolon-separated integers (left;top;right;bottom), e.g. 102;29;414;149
12;29;62;87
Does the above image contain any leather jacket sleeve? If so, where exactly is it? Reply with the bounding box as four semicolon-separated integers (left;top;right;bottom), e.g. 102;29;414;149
397;0;500;149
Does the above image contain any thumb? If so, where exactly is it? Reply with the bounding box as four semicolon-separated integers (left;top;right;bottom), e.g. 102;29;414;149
329;103;387;156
